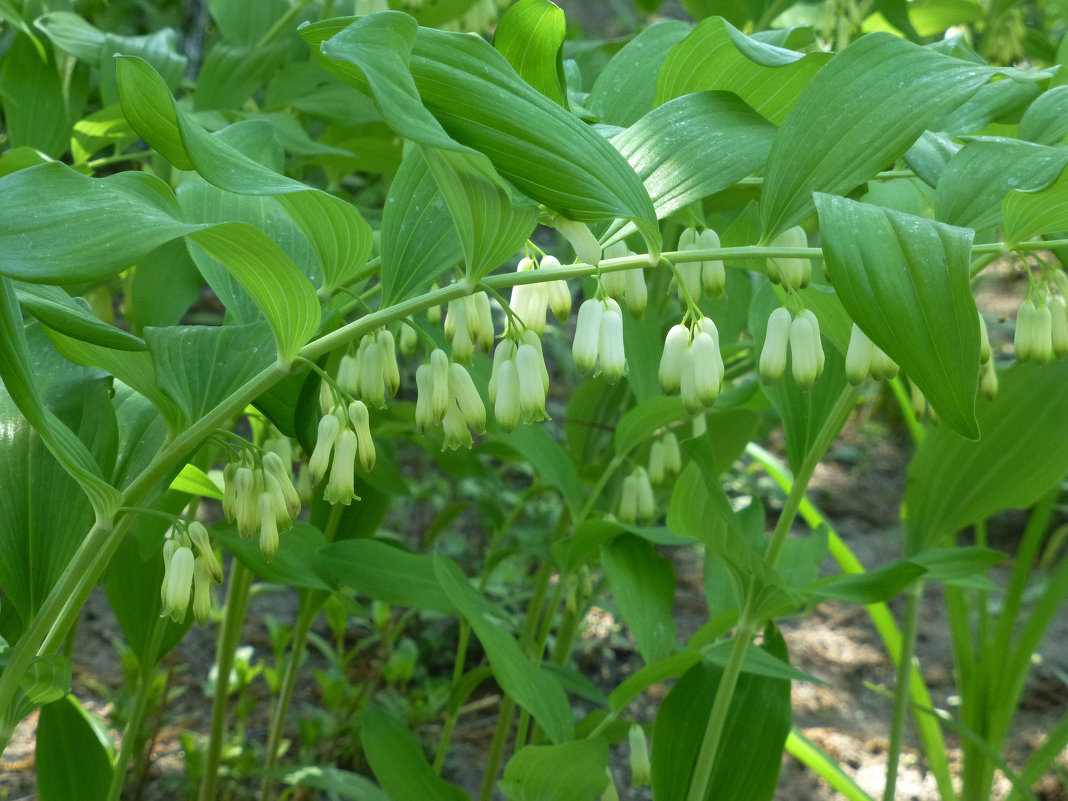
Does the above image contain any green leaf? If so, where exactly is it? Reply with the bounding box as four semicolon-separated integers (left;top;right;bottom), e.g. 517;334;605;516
904;361;1068;552
269;766;389;801
1003;161;1068;243
601;534;677;664
932;76;1041;137
934;139;1068;231
307;15;662;255
908;546;1004;587
209;0;288;46
71;105;135;166
606;91;776;242
361;705;472;801
435;554;574;744
215;522;333;590
0;34;82;157
608;651;704;716
655;17;830;126
587;21;690;127
815;193;980;439
170;464;224;500
497;423;585;522
651;627;792;801
322;539;456;614
1020;85;1068;145
125;239;203;333
195;42;287;112
36;695;114;801
613;395;687;457
0;651;70;740
277;191;373;295
494;0;567;106
809;561;927;603
761;33;998;237
499;740;610;801
15;283;147;351
704;639;822;683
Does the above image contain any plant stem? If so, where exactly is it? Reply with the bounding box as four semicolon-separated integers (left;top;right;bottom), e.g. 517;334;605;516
198;560;254;801
433;619;471;774
479;695;516;801
684;619;759;801
887;376;925;445
884;580;923;801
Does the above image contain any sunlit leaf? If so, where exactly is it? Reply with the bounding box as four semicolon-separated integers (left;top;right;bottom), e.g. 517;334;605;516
362;705;471;801
494;0;567;106
601;534;677;664
500;740;609;801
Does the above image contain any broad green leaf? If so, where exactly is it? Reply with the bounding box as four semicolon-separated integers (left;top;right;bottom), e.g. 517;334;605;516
0;163;199;284
362;705;472;801
277;192;373;295
409;0;482;27
307;15;662;255
0;651;70;743
15;283;147;351
761;33;999;237
0;34;82;157
215;522;333;590
494;0;567;106
613;395;687;457
209;0;288;45
608;651;704;715
322;539;456;614
270;766;389;801
379;145;464;304
145;323;275;424
0;321;119;638
125;239;202;333
194;42;287;111
605;91;776;242
435;554;574;744
655;17;830;126
908;546;1004;586
933;139;1068;231
904;361;1068;552
932;75;1042;136
815;194;980;439
704;639;822;684
499;740;610;801
497;423;585;522
170;464;224;500
187;224;321;365
0;1;46;58
421;145;539;283
1020;85;1068;144
809;561;927;603
602;534;677;663
1003;161;1068;243
587;21;690;127
36;696;114;801
71;105;135;165
651;627;791;801
904;130;960;188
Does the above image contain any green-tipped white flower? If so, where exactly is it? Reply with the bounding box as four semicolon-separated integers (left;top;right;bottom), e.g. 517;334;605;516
430;349;451;422
441;403;473;450
760;307;792;385
263;471;293;531
400;323;419;356
628;723;652;787
801;310;825;374
659;324;689;393
192;556;213;626
516;342;548;422
1015;300;1037;362
357;339;385;407
469;292;495;352
323;429;358;506
1032;303;1054;364
223;462;238;522
348;400;376;472
981;360;999;400
337;353;360;397
448;362;486;435
1054;269;1068;298
633;466;655;521
768;226;810;289
978;314;992;364
554;216;601;266
257;492;280;561
415;364;439;434
494;358;521;431
234;466;260;540
698;228;726;297
188;521;223;584
489;338;517;405
509;257;548;335
541;256;572;323
623;266;648;319
520;329;550;394
263;452;301;520
451;318;475;364
618;474;639;524
662;432;682;474
599;299;627;383
444;297;462;340
691;330;723;408
845;323;874;385
869;343;899;380
789;314;820;389
573;299;603;375
309;412;342;486
600;264;627;300
675;228;703;303
378;330;400;396
161;545;195;623
1050;295;1068;358
648;441;666;485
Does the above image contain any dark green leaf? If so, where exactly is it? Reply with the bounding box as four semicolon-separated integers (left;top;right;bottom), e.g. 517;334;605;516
1003;162;1068;243
613;395;687;457
499;740;609;801
809;562;926;603
215;522;333;590
270;766;389;801
815;194;980;439
36;696;114;801
15;284;146;352
494;0;567;106
601;534;677;663
497;423;585;522
0;651;70;739
322;539;456;613
1020;85;1068;145
908;546;1004;585
932;76;1041;136
195;42;286;111
0;35;80;157
362;705;471;801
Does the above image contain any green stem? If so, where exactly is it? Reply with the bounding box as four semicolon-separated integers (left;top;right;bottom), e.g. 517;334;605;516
479;696;516;801
106;617;167;801
684;620;759;801
887;376;925;446
432;619;471;774
198;560;254;801
884;580;923;801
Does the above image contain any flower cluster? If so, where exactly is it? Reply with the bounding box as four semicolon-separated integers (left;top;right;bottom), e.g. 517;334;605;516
844;323;899;385
759;307;824;389
490;331;550;431
617;466;656;524
307;400;376;507
336;329;400;409
161;520;224;625
1015;287;1068;365
445;292;494;363
508;255;571;335
658;317;724;414
222;450;303;560
766;226;811;290
676;227;726;301
647;431;682;486
573;298;626;382
416;349;486;448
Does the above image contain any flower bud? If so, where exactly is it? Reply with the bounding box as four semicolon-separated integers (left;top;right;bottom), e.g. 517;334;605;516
161;546;194;623
554;216;601;266
1015;300;1037;362
222;461;238;522
789;315;820;389
1050;295;1068;358
691;331;722;408
192;556;213;625
470;292;495;352
1032;303;1054;364
978;314;992;364
628;723;652;787
659;324;689;393
675;227;703;303
323;429;358;506
309;412;341;486
618;475;639;524
444;298;463;341
801;310;825;375
188;521;223;584
489;338;517;405
845;323;873;385
1053;269;1068;298
662;432;682;474
258;492;280;561
516;343;548;422
378;330;400;396
451;319;475;364
598;299;627;383
448;363;486;434
769;226;809;289
336;353;360;396
633;467;656;521
981;360;999;400
520;329;550;394
698;228;726;298
600;266;627;300
760;307;792;385
234;466;260;540
430;349;451;422
541;256;572;322
624;267;648;319
679;347;701;415
573;299;603;375
692;412;707;437
494;358;521;431
869;344;899;380
415;364;439;434
348;400;376;472
399;323;419;356
648;441;666;485
263;451;301;520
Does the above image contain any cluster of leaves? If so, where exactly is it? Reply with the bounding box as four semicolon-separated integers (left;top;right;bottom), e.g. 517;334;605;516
4;1;1068;801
